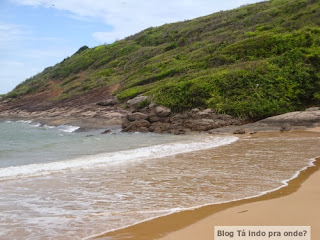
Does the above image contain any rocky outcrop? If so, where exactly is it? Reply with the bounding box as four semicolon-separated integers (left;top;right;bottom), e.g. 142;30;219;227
259;108;320;126
122;105;241;134
155;106;171;117
305;107;320;111
127;112;148;121
0;102;128;130
122;119;151;132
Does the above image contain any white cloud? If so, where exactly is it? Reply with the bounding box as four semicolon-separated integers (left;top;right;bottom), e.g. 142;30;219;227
11;0;265;43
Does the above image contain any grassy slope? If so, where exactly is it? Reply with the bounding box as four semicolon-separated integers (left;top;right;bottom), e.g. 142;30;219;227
7;0;320;119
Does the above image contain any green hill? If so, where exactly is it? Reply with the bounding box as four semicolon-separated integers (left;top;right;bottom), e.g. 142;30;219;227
6;0;320;119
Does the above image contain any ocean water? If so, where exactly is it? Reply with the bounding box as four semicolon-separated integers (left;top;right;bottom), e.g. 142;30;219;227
0;120;320;240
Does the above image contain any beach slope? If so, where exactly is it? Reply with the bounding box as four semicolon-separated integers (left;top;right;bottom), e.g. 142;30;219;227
160;159;320;240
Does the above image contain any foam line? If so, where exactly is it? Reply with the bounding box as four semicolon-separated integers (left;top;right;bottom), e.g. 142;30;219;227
0;136;238;181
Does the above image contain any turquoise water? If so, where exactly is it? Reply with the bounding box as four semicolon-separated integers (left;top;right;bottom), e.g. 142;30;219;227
0;120;190;168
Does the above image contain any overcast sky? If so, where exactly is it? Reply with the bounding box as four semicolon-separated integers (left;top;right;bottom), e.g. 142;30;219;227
0;0;264;94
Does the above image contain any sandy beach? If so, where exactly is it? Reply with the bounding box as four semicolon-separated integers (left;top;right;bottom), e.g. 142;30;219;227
160;158;320;240
97;130;320;240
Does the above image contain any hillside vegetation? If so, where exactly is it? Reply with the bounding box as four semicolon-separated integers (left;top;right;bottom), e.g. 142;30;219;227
7;0;320;119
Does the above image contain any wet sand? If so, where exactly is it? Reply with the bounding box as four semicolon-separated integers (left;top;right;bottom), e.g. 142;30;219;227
96;130;320;240
160;157;320;240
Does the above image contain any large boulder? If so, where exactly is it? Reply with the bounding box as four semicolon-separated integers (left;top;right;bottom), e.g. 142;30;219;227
122;120;151;132
183;119;216;131
155;106;171;117
259;110;320;126
127;96;148;108
148;122;171;133
127;112;148;121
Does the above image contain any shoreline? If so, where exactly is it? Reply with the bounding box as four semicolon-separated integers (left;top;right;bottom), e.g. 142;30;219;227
95;132;320;240
2;104;320;239
159;155;320;240
1;112;320;239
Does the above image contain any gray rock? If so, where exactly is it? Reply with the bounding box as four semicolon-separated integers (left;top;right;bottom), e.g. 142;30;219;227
122;119;131;129
173;129;186;135
155;106;171;117
122;120;151;132
139;127;149;133
171;113;185;121
233;129;246;134
305;107;320;111
101;129;112;134
259;110;320;126
197;109;215;118
127;112;148;121
217;114;233;120
148;122;171;133
127;96;148;108
202;108;214;114
183;119;213;131
148;102;157;108
280;123;291;132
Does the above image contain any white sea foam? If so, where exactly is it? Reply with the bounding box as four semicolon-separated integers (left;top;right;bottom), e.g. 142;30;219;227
0;136;238;181
16;120;33;124
8;119;80;133
40;123;80;132
30;122;41;127
55;124;80;133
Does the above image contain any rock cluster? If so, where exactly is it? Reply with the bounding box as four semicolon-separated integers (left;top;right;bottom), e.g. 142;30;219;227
122;103;241;134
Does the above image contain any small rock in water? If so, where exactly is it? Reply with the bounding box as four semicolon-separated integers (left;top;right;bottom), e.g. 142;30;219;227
101;129;112;134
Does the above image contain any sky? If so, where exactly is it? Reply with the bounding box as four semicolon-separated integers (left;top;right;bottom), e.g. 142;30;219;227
0;0;264;94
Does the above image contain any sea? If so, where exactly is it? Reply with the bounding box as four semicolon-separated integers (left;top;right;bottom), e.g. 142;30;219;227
0;120;320;240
